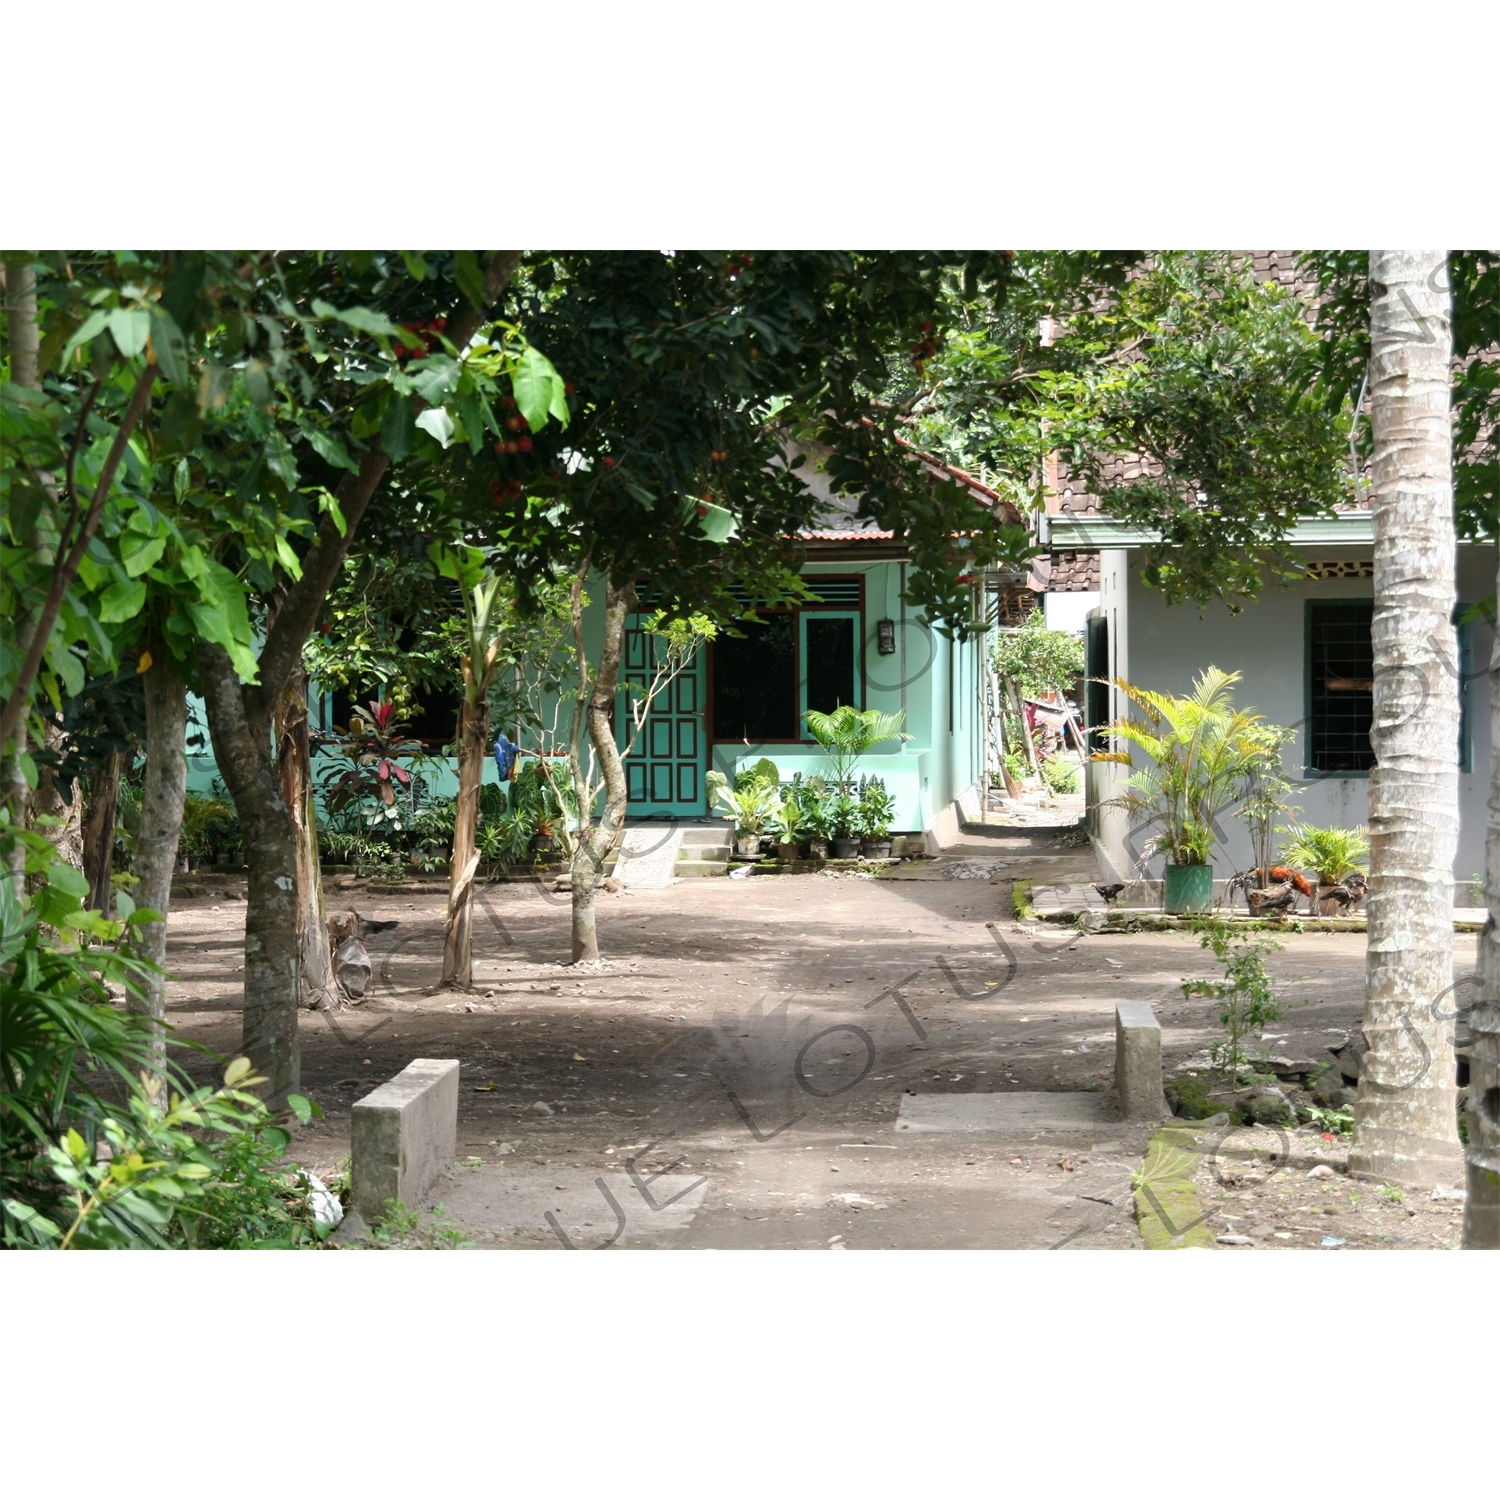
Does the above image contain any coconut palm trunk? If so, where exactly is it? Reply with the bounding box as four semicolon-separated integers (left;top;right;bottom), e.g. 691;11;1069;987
1470;555;1500;1243
1347;250;1463;1188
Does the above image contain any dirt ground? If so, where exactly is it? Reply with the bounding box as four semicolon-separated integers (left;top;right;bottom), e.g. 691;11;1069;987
158;844;1472;1251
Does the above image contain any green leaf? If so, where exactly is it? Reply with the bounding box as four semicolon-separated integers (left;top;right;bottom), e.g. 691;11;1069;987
412;358;462;406
174;457;190;500
62;310;110;364
286;1094;314;1124
114;891;136;920
108;308;151;359
99;577;147;622
380;391;416;461
223;1057;253;1086
415;407;455;448
315;487;347;537
303;427;359;473
693;499;738;544
120;528;167;577
65;1129;88;1164
511;345;568;434
48;862;90;900
264;431;300;488
148;305;190;387
454;250;485;311
400;252;428;282
311;301;404;340
274;535;304;580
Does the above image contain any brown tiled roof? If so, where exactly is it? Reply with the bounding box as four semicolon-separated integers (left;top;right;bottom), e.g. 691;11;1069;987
1047;549;1100;591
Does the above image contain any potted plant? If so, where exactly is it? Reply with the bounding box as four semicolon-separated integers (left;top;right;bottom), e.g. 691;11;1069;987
804;704;909;796
802;795;831;860
767;797;806;861
857;779;896;858
1279;824;1369;912
713;779;778;859
828;794;861;859
1100;667;1282;914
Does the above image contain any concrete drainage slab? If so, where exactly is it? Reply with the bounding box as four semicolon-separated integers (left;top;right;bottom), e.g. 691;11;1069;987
896;1091;1116;1134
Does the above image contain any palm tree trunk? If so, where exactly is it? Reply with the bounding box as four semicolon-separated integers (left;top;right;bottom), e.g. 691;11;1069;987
442;695;490;988
131;649;188;1078
1348;250;1463;1188
1471;545;1500;1243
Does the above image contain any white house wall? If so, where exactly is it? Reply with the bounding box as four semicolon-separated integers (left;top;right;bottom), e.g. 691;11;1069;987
1090;546;1495;888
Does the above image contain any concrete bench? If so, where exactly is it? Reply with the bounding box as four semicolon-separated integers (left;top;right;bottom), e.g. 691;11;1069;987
351;1058;460;1223
1115;1001;1166;1121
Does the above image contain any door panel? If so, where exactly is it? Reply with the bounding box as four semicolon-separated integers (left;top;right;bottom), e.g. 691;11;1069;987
619;615;706;816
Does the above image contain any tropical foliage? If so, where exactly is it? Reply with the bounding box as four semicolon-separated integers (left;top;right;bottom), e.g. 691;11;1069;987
1098;667;1282;867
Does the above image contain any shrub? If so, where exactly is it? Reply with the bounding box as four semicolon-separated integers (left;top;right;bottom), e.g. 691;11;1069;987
1278;823;1369;885
1040;757;1080;795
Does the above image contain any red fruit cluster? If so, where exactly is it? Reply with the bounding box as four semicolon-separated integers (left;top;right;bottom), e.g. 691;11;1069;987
601;456;617;470
393;315;448;361
726;256;752;277
910;325;942;367
490;477;524;504
709;448;728;462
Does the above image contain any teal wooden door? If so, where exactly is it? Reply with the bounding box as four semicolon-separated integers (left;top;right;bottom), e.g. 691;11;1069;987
618;616;706;816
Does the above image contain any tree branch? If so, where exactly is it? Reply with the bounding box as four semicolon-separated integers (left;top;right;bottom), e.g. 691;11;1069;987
0;362;158;754
250;251;524;713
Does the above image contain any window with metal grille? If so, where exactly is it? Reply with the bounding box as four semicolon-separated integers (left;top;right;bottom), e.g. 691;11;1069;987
1307;601;1375;774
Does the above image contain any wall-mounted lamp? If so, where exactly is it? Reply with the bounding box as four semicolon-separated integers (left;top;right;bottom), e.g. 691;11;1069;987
877;618;896;655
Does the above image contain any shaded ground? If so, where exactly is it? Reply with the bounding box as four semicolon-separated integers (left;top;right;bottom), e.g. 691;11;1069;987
158;829;1470;1250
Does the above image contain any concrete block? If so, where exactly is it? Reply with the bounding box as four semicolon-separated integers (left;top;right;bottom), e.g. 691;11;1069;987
351;1058;460;1223
1115;1001;1165;1120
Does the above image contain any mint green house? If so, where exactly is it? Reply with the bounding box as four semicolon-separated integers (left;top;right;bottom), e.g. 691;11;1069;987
184;456;1014;844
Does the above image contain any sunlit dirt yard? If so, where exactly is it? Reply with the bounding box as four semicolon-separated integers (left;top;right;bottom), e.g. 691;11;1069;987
158;860;1471;1250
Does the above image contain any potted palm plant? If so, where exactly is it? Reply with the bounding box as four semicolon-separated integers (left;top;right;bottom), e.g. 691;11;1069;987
1099;667;1281;914
857;778;896;858
1279;824;1369;911
828;794;861;859
804;704;909;795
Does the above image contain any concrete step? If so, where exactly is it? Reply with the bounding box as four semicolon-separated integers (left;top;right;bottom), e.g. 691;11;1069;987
675;858;730;877
679;825;731;848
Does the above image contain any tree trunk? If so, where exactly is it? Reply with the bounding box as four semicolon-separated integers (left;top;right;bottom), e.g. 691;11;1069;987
276;660;334;1010
32;719;84;869
1466;565;1500;1243
442;695;490;988
82;752;123;916
1348;250;1464;1188
2;257;41;895
570;579;635;964
131;651;188;1078
199;642;301;1105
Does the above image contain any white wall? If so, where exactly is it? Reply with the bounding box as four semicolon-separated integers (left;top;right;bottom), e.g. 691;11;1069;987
1044;590;1099;636
1090;546;1494;887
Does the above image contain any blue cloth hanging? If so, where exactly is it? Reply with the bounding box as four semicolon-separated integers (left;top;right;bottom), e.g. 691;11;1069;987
494;732;519;782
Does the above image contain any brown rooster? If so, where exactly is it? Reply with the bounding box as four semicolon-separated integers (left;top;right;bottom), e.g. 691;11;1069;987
1229;866;1315;917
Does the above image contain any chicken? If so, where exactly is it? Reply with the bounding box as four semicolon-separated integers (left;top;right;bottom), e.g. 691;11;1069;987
1317;871;1368;916
1092;882;1126;905
326;909;400;1004
1245;881;1297;919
